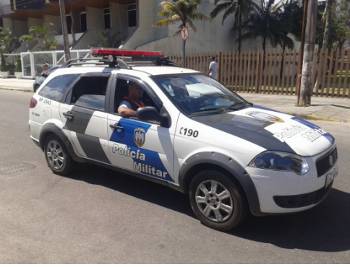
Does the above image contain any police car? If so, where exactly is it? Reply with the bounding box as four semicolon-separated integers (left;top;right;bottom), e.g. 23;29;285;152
29;48;338;231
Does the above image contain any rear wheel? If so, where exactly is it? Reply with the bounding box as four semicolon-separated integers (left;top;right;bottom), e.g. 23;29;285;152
189;170;247;231
44;135;74;175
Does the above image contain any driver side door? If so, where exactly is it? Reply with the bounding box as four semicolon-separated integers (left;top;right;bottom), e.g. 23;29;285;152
106;75;176;183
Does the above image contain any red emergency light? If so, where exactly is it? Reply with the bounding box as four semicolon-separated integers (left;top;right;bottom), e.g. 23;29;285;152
91;48;164;58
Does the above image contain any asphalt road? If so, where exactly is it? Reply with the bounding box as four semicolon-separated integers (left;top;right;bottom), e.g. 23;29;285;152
0;90;349;263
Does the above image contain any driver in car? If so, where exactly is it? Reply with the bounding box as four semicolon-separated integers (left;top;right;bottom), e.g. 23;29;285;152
118;83;145;118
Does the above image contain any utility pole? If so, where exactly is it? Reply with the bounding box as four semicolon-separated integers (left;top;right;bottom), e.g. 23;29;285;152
299;0;317;106
296;0;309;105
59;0;71;62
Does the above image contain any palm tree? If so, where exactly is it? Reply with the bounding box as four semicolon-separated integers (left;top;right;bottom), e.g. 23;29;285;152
241;0;294;91
210;0;256;53
277;0;302;79
155;0;207;66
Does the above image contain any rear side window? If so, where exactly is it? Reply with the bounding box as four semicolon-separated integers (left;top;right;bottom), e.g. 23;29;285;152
70;75;110;111
39;74;78;102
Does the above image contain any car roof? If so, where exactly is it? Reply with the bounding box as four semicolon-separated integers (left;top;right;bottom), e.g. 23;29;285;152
131;66;199;76
49;65;199;78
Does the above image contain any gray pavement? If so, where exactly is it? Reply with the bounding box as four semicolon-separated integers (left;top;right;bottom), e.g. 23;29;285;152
0;78;33;92
0;78;349;122
240;93;350;123
0;90;349;263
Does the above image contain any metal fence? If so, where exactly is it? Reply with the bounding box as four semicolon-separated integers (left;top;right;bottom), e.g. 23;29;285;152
19;49;90;78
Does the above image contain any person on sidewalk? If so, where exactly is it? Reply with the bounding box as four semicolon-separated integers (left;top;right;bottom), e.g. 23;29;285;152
208;56;218;80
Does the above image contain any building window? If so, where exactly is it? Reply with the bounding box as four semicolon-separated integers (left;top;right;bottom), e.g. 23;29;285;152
80;12;87;32
66;15;72;34
128;4;137;27
104;8;111;29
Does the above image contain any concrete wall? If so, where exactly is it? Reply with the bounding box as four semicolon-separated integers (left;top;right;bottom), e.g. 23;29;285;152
11;19;27;36
123;0;168;49
86;6;104;31
27;17;42;29
43;15;61;35
110;2;128;41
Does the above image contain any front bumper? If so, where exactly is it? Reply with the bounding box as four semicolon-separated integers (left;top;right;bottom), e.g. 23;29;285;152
247;145;338;214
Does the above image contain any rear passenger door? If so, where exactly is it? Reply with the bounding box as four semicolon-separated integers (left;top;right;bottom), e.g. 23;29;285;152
59;73;112;164
30;74;79;140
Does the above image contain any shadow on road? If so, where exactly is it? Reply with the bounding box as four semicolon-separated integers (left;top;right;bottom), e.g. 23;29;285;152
68;164;350;253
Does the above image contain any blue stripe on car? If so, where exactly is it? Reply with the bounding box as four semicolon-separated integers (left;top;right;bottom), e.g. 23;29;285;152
110;118;173;182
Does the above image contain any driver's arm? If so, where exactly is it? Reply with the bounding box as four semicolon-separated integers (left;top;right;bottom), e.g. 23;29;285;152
117;101;137;118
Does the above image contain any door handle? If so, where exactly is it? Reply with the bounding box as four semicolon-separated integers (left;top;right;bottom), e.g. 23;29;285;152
110;123;124;132
63;111;74;120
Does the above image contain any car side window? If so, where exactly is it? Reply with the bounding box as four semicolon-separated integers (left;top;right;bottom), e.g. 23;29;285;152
70;75;110;111
114;78;159;115
38;74;79;102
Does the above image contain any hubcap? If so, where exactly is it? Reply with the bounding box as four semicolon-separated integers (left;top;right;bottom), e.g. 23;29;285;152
46;140;65;170
195;180;234;223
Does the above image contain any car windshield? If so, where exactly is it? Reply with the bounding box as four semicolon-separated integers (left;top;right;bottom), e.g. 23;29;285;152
152;74;250;116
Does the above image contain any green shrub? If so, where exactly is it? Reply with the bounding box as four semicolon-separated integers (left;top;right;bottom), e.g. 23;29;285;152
15;57;22;73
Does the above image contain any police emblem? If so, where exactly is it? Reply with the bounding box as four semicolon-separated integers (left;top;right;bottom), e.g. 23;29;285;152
134;128;146;147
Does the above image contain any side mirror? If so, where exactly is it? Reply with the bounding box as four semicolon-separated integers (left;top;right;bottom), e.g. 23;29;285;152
137;107;171;128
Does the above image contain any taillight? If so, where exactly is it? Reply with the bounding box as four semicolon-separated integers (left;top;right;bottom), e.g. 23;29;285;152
29;97;37;108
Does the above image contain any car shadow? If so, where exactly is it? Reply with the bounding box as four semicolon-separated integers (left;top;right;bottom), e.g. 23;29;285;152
67;164;350;253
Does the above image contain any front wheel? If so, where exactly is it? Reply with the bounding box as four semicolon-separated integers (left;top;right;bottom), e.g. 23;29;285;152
189;170;247;231
44;135;74;176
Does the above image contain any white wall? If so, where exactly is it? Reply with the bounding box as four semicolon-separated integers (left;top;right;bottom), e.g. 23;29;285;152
127;0;262;54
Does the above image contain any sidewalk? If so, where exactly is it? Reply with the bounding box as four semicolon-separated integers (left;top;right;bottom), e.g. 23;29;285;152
240;93;350;123
0;78;33;92
0;78;349;123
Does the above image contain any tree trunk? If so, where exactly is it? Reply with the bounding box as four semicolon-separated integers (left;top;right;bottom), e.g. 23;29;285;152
238;12;242;54
322;0;334;50
280;43;286;80
262;37;266;72
182;39;186;67
59;0;71;61
71;12;76;45
300;0;317;106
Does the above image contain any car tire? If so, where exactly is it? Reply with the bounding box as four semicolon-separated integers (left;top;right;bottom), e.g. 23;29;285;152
189;170;248;231
44;134;74;176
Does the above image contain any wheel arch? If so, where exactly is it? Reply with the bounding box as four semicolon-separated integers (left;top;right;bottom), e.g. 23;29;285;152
178;152;263;216
39;123;82;162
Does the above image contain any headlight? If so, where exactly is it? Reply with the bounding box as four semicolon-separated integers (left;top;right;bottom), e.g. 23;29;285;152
248;151;309;175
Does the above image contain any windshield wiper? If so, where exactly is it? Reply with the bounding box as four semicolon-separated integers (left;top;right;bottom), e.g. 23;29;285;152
190;107;227;117
226;102;252;111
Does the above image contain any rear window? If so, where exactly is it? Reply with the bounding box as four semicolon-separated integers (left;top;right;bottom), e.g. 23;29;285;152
38;74;79;102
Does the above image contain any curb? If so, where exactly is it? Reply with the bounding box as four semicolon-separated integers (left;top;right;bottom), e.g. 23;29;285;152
0;87;33;93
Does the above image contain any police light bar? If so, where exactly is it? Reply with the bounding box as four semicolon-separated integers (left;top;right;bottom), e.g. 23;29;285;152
91;48;164;58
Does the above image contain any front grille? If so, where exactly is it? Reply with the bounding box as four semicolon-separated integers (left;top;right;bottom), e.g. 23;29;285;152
273;185;332;208
316;147;338;177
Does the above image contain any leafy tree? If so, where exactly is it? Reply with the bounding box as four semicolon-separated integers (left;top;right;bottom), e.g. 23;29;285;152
155;0;207;66
20;25;58;51
276;0;302;79
0;27;16;71
242;0;294;70
332;0;350;51
210;0;256;53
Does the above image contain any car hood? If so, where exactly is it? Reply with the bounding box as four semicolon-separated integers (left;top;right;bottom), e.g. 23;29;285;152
192;106;335;157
